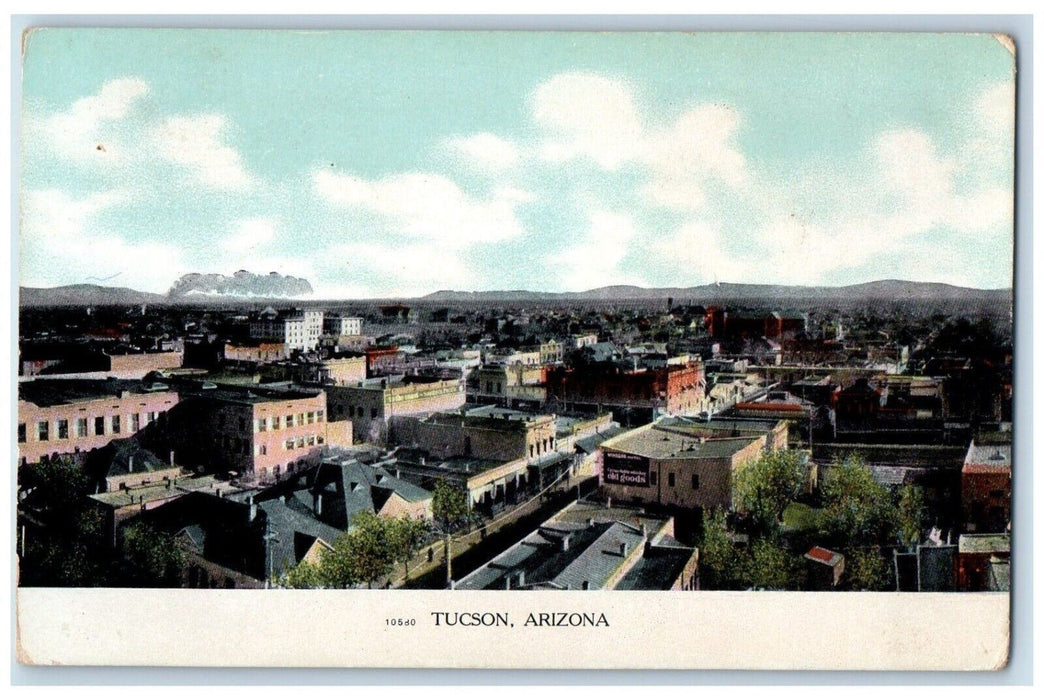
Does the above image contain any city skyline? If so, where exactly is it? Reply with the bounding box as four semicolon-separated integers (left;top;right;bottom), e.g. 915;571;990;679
20;31;1015;298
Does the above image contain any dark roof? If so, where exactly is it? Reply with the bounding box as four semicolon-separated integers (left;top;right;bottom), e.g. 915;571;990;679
615;544;693;590
18;378;173;407
258;499;343;578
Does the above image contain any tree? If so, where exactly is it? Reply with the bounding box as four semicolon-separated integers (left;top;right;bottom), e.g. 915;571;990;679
896;485;928;549
698;508;745;590
386;515;430;581
743;537;806;591
121;522;185;587
845;547;891;591
818;456;897;548
733;450;806;534
431;479;468;530
279;558;331;589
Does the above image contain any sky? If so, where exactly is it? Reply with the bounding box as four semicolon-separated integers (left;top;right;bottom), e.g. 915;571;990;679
19;30;1015;298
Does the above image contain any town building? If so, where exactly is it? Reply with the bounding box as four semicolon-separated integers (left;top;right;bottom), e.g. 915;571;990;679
455;501;699;591
17;378;180;465
961;442;1012;533
596;421;768;513
325;375;465;444
168;383;350;482
249;308;324;354
323;314;363;337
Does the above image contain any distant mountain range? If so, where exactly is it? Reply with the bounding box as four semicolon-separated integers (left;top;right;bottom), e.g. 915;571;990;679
20;271;314;307
19;278;1011;307
420;280;1012;303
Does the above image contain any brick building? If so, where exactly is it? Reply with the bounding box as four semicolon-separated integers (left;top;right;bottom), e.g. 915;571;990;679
961;442;1012;533
168;384;351;482
17;378;180;464
325;375;466;443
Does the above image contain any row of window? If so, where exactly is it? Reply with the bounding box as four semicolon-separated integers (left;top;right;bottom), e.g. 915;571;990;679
18;411;162;443
527;437;556;459
255;410;325;432
334;404;379;420
647;472;700;489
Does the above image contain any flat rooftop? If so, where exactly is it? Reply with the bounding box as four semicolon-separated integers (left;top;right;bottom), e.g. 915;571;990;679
18;378;174;407
965;443;1012;471
607;425;759;461
89;475;235;508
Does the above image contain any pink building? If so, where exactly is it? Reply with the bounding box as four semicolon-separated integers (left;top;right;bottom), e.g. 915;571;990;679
169;385;352;482
17;379;180;465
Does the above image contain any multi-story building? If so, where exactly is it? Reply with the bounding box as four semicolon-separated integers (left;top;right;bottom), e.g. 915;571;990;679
596;420;770;512
391;407;557;463
168;384;351;482
961;442;1012;533
17;378;180;465
249;309;324;355
325;375;466;443
323;315;363;337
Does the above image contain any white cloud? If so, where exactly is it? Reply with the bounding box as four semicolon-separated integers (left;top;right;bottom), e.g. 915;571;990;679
36;77;149;163
20;188;185;293
220;218;277;254
530;73;749;212
552;211;646;291
444;133;521;170
313;170;529;246
151;114;255;191
533;73;644;169
334;241;473;297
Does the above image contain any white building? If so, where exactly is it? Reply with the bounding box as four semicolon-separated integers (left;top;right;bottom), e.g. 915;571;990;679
323;315;363;337
250;309;324;354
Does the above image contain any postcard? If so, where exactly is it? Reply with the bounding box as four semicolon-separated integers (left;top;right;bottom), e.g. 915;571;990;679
14;28;1014;670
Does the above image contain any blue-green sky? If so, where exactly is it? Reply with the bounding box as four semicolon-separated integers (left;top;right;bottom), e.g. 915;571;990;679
20;30;1015;297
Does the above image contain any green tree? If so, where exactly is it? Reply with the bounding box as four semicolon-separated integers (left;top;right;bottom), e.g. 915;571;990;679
698;507;745;590
386;515;430;581
743;537;806;591
733;450;806;534
431;479;468;530
340;512;396;588
818;456;897;548
845;547;892;591
121;522;186;587
896;485;928;548
279;558;331;589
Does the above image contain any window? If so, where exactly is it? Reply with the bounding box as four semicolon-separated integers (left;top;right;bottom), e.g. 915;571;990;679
18;423;26;443
317;410;324;422
259;444;267;456
356;407;364;418
112;415;121;434
131;413;141;432
668;472;676;488
285;439;295;450
37;421;49;441
691;474;700;490
650;471;657;486
296;436;305;448
298;413;305;425
370;408;378;418
238;418;246;431
75;418;88;437
286;414;295;428
57;419;69;440
257;418;266;432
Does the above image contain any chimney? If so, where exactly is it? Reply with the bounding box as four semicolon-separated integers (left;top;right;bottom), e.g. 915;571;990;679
582;580;591;590
315;493;323;516
504;576;511;590
248;494;257;522
128;456;134;473
560;535;571;552
169;450;175;466
215;488;222;499
640;523;647;538
395;469;401;479
517;571;525;588
606;496;612;509
619;541;628;556
587;518;595;527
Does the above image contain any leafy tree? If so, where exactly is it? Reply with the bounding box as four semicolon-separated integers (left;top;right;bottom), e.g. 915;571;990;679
845;547;892;591
431;479;468;530
743;537;806;591
339;512;396;588
896;485;928;549
386;515;430;580
121;522;185;587
818;456;897;548
279;558;331;589
733;450;806;534
698;508;745;590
